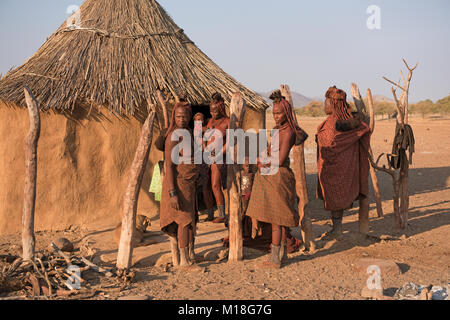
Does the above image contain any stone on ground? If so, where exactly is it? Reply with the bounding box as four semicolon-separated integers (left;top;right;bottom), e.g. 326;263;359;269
52;238;74;252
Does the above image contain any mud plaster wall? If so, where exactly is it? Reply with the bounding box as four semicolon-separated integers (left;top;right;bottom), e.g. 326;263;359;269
0;103;163;235
0;103;265;235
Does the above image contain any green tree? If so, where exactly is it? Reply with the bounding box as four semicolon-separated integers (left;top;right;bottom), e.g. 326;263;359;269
298;101;325;117
374;101;396;119
435;95;450;115
411;99;434;118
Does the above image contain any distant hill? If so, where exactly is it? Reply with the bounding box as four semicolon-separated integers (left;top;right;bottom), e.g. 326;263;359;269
257;91;394;109
371;95;394;103
257;91;312;108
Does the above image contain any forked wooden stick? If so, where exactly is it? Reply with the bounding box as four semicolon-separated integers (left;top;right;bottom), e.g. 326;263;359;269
280;84;316;251
22;87;40;261
228;92;247;262
117;110;156;270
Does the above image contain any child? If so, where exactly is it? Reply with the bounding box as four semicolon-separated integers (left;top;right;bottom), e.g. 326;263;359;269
241;157;261;239
193;113;216;222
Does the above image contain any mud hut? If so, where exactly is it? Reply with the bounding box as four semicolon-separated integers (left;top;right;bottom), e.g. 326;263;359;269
0;0;269;235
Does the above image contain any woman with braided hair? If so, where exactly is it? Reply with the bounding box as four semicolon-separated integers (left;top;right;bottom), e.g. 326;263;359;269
316;86;371;239
245;90;308;269
160;102;200;270
205;92;230;223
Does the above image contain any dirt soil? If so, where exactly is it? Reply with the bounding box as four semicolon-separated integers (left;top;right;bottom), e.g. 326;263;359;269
0;115;449;300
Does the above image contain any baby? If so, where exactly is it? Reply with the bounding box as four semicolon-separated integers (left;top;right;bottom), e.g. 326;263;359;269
241;157;261;239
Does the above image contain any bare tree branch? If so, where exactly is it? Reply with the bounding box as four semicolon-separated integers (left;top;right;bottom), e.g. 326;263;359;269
383;77;405;91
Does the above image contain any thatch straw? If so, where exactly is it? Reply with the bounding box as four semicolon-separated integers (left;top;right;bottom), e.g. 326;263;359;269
0;0;268;115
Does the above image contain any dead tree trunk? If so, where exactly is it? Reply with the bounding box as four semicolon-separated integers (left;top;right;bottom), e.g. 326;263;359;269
117;110;156;270
22;87;41;261
228;92;247;262
280;85;316;252
351;83;383;218
382;59;418;231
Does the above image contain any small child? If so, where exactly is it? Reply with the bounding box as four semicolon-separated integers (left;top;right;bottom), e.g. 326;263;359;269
241;157;261;239
193;112;216;222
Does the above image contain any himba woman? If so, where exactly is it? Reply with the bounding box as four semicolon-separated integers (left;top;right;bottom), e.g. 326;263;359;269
193;112;215;222
316;86;371;239
160;102;200;270
205;93;230;223
245;90;308;268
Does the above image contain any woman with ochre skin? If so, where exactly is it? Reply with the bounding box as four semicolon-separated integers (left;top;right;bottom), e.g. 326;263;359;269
193;112;215;221
205;93;230;224
246;90;306;268
160;102;200;270
316;86;371;240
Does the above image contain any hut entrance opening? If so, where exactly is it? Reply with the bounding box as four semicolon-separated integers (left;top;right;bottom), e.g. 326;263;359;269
189;105;211;129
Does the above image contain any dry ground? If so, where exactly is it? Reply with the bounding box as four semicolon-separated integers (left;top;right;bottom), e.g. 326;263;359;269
1;115;449;300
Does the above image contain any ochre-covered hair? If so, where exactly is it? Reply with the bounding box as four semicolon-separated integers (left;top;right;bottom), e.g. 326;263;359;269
165;101;192;140
325;86;352;121
270;90;308;145
210;92;227;118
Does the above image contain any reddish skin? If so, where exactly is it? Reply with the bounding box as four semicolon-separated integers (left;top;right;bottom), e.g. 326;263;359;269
261;102;296;248
164;107;194;248
324;98;334;115
322;97;365;235
165;107;190;211
258;103;295;171
194;114;214;210
206;103;230;206
242;157;251;174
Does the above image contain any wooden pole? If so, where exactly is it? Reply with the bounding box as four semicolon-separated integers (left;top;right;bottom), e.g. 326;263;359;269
366;89;383;218
22;87;41;261
117;110;156;270
280;85;316;252
228;92;247;262
156;90;170;129
351;83;384;218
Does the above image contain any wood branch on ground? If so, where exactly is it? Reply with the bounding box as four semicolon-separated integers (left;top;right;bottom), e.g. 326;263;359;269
280;84;316;252
22;87;41;261
228;92;246;262
50;242;72;265
117;110;156;270
81;257;113;277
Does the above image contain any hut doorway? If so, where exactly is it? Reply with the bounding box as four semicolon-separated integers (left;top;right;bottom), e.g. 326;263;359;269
189;105;211;129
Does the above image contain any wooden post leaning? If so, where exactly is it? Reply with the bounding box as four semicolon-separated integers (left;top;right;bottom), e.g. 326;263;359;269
228;92;247;262
22;87;41;261
116;108;156;270
280;85;316;252
350;83;383;218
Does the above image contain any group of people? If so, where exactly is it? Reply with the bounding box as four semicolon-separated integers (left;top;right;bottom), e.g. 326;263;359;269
154;86;371;270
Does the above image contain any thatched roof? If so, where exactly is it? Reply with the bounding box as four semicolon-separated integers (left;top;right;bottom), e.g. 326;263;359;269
0;0;268;115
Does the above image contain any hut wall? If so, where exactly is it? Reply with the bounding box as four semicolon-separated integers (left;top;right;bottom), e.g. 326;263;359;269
242;107;265;130
0;103;161;235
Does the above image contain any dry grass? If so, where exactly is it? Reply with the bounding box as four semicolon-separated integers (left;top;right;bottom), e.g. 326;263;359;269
0;0;268;115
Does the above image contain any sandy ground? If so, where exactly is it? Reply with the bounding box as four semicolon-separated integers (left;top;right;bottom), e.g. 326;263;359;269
1;115;449;300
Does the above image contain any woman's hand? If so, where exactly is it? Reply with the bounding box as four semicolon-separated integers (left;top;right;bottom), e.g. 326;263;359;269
170;195;180;210
257;157;271;170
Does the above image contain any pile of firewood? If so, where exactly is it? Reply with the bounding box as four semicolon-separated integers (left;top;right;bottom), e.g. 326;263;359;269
0;243;135;300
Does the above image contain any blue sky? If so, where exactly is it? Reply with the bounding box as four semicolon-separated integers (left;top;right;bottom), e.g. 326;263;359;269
1;0;449;102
